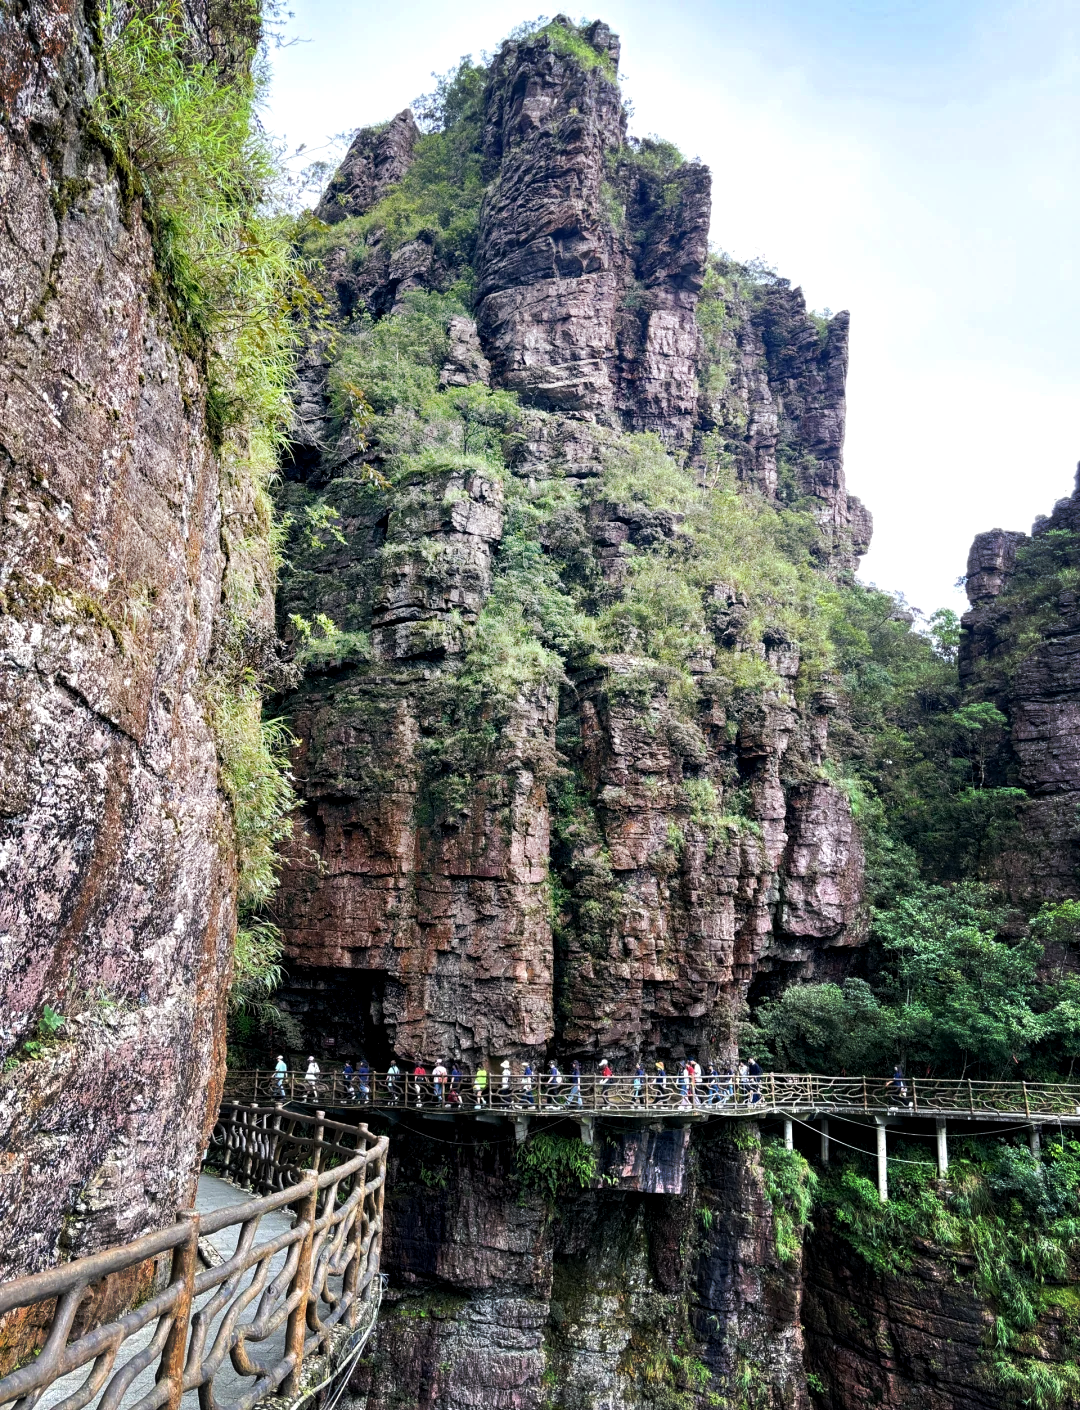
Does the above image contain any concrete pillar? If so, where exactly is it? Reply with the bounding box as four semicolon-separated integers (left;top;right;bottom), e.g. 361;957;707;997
783;1117;793;1151
820;1118;829;1166
936;1118;948;1177
875;1118;888;1203
1030;1124;1041;1158
513;1115;530;1145
579;1116;595;1147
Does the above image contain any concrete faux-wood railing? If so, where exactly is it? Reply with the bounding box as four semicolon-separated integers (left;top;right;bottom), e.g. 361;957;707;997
226;1068;1080;1124
225;1068;1080;1204
0;1105;387;1410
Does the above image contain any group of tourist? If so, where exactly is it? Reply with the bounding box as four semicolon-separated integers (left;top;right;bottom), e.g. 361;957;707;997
272;1053;767;1109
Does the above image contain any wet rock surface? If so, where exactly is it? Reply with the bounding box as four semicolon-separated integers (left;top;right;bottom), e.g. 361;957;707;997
0;1;237;1278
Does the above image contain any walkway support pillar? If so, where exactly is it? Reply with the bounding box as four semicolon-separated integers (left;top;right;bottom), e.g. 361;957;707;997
514;1115;530;1145
579;1116;595;1147
875;1117;888;1203
1030;1124;1041;1158
936;1118;948;1177
820;1118;829;1166
783;1117;793;1151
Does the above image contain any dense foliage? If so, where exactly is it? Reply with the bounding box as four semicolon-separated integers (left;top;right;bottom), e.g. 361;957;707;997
821;1135;1080;1406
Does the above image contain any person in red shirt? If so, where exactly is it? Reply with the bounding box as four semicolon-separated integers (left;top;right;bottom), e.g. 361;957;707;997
412;1063;427;1108
599;1059;613;1107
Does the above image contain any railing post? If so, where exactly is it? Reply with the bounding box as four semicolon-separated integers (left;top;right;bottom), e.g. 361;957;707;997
967;1079;974;1115
284;1111;324;1397
862;1076;868;1113
911;1078;918;1114
769;1073;777;1111
1023;1082;1031;1118
155;1209;200;1410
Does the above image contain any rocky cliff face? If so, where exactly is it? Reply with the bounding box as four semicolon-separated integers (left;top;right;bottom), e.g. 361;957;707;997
0;1;243;1281
269;16;870;1409
959;469;1080;904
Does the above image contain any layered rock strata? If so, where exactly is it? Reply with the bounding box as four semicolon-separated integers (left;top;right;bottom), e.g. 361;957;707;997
0;2;242;1279
960;468;1080;902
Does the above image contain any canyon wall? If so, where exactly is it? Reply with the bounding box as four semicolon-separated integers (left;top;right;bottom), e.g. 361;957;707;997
272;17;871;1408
0;2;243;1280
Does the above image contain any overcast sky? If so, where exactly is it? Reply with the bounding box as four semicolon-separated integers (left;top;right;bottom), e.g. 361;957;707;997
264;1;1079;619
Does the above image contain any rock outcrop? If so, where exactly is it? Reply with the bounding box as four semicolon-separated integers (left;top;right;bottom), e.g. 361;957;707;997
960;468;1080;902
0;1;243;1280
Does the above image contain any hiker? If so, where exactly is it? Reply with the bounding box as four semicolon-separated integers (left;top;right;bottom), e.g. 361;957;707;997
633;1062;644;1106
567;1060;583;1108
433;1059;448;1105
706;1063;721;1107
387;1059;401;1103
719;1064;734;1107
654;1060;668;1104
273;1054;287;1098
450;1062;461;1097
599;1057;613;1107
473;1063;488;1108
358;1057;371;1103
522;1061;535;1108
890;1064;911;1107
678;1062;691;1109
447;1082;462;1109
499;1059;512;1108
342;1060;356;1101
546;1060;563;1108
747;1057;762;1105
736;1059;749;1103
304;1055;321;1098
686;1059;698;1107
412;1061;427;1107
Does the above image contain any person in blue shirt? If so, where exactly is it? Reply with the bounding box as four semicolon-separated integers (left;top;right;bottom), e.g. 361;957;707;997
342;1060;356;1101
274;1054;287;1098
633;1063;644;1106
358;1057;371;1103
568;1060;582;1108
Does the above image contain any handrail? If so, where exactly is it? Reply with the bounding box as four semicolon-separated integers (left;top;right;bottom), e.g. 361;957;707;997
0;1102;388;1410
222;1069;1080;1121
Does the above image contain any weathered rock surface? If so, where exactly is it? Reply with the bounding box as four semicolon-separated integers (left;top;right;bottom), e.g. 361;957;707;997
960;469;1080;901
315;109;420;224
347;1125;806;1410
0;1;238;1279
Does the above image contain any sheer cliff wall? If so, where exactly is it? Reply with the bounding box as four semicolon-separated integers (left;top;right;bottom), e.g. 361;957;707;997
269;18;871;1410
0;2;243;1281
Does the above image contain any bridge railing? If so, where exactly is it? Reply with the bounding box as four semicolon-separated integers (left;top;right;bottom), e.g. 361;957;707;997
0;1104;387;1410
223;1068;1080;1120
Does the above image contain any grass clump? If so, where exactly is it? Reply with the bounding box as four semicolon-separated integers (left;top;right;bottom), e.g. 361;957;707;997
516;1133;598;1199
761;1142;817;1264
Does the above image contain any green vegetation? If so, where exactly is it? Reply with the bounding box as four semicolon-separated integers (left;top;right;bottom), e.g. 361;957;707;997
508;17;618;79
761;1142;817;1264
95;1;301;1017
820;1136;1080;1405
516;1133;598;1199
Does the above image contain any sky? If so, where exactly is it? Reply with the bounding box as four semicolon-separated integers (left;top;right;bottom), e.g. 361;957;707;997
263;1;1080;619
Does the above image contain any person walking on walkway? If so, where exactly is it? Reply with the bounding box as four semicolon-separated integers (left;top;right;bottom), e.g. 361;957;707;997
599;1058;614;1107
546;1060;563;1109
678;1062;691;1110
358;1057;371;1103
342;1060;356;1101
274;1054;287;1099
305;1055;321;1099
719;1064;734;1107
736;1059;748;1104
499;1059;512;1108
706;1063;720;1107
633;1062;644;1107
387;1059;401;1103
522;1061;535;1108
747;1057;762;1105
451;1062;461;1098
433;1060;448;1106
567;1060;583;1108
654;1060;668;1105
890;1063;911;1107
473;1062;488;1108
413;1061;427;1108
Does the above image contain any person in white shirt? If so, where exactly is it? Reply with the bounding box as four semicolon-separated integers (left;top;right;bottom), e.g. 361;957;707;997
432;1061;448;1105
305;1056;321;1099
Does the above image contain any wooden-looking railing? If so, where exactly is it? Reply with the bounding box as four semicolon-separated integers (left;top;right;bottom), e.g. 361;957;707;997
224;1068;1080;1121
0;1104;387;1410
